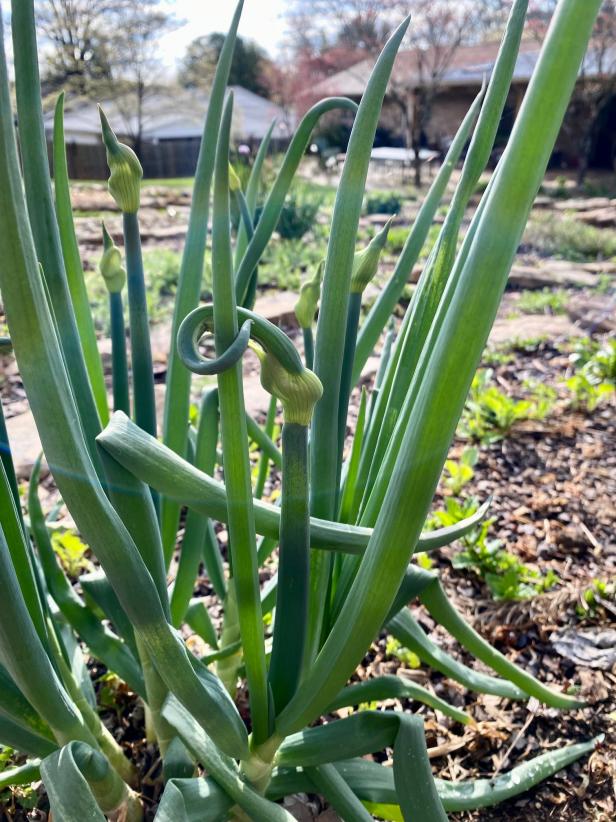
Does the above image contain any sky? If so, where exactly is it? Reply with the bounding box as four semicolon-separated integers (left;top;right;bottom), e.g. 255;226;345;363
159;0;288;69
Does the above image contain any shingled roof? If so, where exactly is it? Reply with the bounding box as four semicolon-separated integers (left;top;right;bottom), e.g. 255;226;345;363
310;37;612;98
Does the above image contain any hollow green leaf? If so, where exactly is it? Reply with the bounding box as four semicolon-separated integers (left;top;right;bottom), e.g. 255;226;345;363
98;412;491;559
326;675;470;726
388;608;524;700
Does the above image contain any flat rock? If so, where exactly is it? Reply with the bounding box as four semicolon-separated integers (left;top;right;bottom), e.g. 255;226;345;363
509;263;596;289
553;196;613;211
577;207;616;228
5;406;42;478
489;314;582;344
567;295;616;333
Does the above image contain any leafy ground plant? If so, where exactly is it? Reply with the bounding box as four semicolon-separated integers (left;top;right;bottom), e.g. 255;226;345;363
0;0;605;819
459;368;555;443
565;336;616;410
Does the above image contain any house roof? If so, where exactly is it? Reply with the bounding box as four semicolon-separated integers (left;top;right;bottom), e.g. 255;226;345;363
310;37;613;98
44;85;292;145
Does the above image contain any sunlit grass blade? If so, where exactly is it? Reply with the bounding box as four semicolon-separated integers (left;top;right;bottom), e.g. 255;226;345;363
53;93;108;425
161;0;244;562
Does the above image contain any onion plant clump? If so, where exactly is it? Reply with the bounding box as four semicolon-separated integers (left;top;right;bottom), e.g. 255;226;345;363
0;0;604;818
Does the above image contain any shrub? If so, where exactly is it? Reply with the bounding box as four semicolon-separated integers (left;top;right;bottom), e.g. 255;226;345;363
364;190;405;215
275;189;323;240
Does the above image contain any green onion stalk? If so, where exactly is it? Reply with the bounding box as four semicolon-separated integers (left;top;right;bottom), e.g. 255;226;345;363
99;224;130;415
337;217;392;483
0;377;21;514
255;347;322;717
254;394;278;500
188;93;270;744
294;261;322;371
99;108;156;440
355;0;529;528
229;163;261;309
305;17;410;668
11;0;103;467
170;388;226;627
177;301;322;776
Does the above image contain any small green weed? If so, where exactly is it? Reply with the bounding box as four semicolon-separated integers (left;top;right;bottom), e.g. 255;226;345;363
387;226;410;254
442;447;478;495
459;369;555;443
566;337;616;411
515;287;569;315
385;636;421;669
429;497;557;600
276;190;323;240
51;530;92;577
576;578;615;620
452;530;559;600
